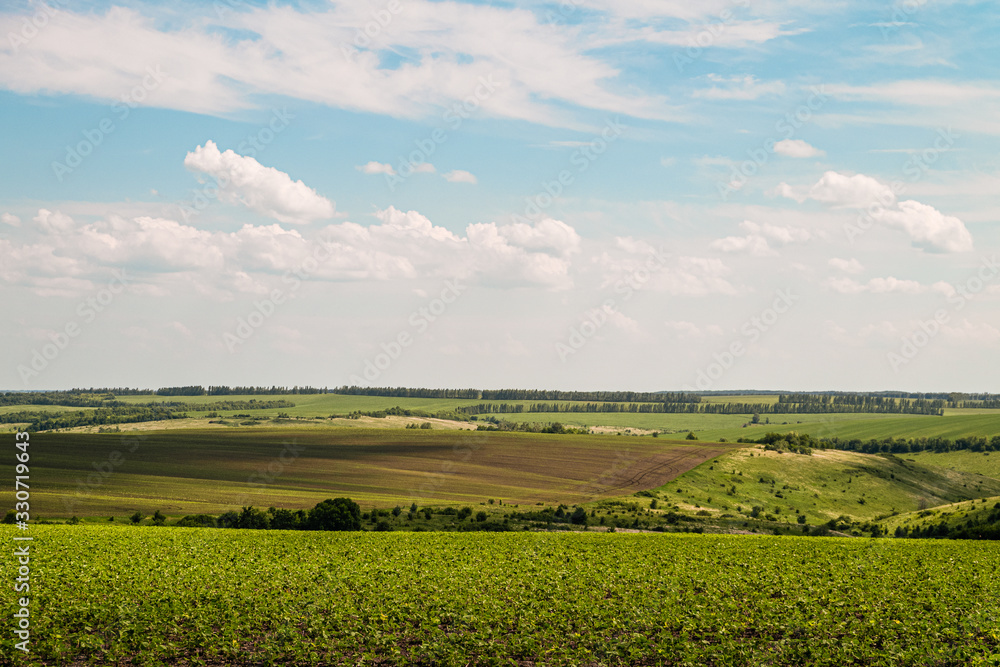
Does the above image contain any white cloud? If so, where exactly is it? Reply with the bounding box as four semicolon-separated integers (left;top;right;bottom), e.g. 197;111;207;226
413;163;437;174
0;3;677;128
33;209;75;234
942;320;1000;344
444;170;478;184
184;141;336;225
866;276;924;294
828;258;863;274
357;161;396;176
825;276;928;295
773;139;824;158
664;320;723;339
710;220;809;256
5;205;586;294
1;212;21;227
780;171;973;253
693;75;786;101
874;200;974;254
804;172;896;209
825;80;1000;108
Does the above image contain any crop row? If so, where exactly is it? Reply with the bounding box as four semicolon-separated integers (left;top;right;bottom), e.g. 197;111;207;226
2;528;1000;666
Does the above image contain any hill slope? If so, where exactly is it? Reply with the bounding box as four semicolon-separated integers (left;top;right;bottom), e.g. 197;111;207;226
632;445;1000;527
28;428;741;517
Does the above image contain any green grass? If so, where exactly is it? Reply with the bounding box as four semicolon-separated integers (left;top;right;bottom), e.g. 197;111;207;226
907;450;1000;480
637;445;1000;525
693;413;1000;442
879;496;1000;534
27;428;739;517
4;527;1000;666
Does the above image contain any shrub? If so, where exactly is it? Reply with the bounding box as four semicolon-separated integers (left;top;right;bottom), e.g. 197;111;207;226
308;498;362;531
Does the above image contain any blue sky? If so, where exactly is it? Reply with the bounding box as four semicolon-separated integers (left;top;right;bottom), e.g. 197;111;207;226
1;0;999;392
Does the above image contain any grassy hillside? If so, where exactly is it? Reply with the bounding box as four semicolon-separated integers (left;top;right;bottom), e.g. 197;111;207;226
630;445;1000;527
880;496;1000;531
906;449;1000;480
27;428;740;517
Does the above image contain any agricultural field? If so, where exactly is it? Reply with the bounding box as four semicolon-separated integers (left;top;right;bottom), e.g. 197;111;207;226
3;527;1000;666
25;428;738;517
635;445;1000;525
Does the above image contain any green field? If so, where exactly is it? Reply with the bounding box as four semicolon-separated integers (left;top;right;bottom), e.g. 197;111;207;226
4;527;999;666
639;445;1000;525
27;428;738;517
907;450;1000;480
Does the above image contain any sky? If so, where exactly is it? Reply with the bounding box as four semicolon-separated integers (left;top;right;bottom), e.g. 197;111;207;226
1;0;998;393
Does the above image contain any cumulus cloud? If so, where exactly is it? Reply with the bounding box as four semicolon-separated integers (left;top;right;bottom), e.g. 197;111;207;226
356;161;396;175
33;209;75;234
444;170;478;184
828;257;864;274
774;139;824;158
825;276;928;294
779;171;973;253
710;220;810;256
7;205;586;294
805;172;896;208
184;141;336;224
1;212;21;227
874;200;974;254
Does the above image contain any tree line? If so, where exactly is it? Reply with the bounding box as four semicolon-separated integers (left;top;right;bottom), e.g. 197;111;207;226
746;431;1000;454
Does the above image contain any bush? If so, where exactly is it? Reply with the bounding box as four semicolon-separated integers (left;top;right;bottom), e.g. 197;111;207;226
457;507;473;521
236;506;269;530
308;498;362;531
176;514;218;528
1;510;15;524
475;511;488;522
685;431;698;440
797;514;807;524
570;507;589;525
129;511;144;525
152;510;166;526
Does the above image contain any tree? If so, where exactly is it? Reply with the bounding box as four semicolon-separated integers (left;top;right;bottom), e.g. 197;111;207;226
237;506;269;529
685;431;698;440
392;505;402;518
475;510;488;522
751;413;760;424
308;498;362;531
152;510;166;526
129;510;144;524
457;506;473;521
570;506;589;525
410;502;418;513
